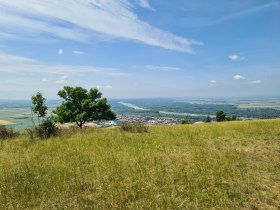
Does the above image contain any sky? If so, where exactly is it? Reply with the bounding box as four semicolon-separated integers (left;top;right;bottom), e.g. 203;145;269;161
0;0;279;99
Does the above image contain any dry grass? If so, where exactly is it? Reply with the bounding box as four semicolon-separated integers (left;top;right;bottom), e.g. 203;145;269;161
0;119;279;209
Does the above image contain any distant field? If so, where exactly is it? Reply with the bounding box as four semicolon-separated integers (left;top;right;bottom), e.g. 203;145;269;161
0;108;32;129
0;119;279;209
1;98;280;130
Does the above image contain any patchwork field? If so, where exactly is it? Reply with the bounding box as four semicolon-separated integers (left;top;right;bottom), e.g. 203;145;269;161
0;120;279;209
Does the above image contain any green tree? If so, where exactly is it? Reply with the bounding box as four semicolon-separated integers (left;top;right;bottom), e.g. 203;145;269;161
204;115;212;123
31;92;48;125
53;86;116;128
216;111;226;122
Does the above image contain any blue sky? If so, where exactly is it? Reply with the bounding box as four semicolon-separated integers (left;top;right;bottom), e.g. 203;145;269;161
0;0;279;99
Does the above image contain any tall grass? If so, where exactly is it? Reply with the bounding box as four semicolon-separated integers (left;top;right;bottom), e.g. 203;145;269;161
120;122;148;133
0;120;279;209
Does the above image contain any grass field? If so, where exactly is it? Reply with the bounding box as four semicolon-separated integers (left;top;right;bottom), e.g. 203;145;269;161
0;120;280;209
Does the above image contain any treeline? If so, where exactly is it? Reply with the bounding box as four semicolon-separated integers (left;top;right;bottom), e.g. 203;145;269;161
181;111;238;124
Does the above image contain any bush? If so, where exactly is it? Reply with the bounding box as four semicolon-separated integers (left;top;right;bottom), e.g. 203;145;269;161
0;126;19;140
204;115;212;123
120;122;148;133
27;118;58;140
231;115;237;121
216;111;226;122
225;115;238;121
181;119;191;124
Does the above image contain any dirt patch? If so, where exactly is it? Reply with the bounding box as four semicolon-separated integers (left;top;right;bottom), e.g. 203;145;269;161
0;120;14;125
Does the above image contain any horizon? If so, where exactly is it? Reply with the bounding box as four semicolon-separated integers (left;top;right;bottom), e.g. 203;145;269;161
0;0;280;99
1;95;280;102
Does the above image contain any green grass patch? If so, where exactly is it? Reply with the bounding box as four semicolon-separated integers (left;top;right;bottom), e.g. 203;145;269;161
0;120;279;209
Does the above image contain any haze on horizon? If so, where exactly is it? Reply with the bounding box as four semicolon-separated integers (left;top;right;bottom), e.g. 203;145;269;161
0;0;279;99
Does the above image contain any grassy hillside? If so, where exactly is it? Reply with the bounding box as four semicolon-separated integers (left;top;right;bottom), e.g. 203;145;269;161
0;120;279;209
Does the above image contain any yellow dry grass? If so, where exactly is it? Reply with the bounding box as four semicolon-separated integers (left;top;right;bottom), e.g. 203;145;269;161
0;119;279;209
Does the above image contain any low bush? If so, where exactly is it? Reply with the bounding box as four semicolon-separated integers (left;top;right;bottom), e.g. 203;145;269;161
0;126;19;140
181;119;191;124
120;122;148;133
27;118;58;140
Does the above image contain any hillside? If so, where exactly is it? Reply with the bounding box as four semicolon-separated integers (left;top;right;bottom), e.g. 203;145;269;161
0;120;279;209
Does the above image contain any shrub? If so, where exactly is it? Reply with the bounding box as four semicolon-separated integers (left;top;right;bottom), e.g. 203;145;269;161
27;118;58;140
204;115;212;123
181;119;190;124
216;111;226;122
0;126;19;140
120;122;148;133
225;115;238;121
231;115;237;121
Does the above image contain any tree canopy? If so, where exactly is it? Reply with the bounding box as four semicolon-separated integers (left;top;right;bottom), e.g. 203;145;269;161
53;86;116;128
31;92;48;124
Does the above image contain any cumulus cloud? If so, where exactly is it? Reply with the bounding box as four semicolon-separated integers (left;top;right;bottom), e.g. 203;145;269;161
58;49;64;55
73;50;84;55
41;78;48;83
229;55;245;61
210;80;217;86
249;80;262;84
0;0;202;53
233;75;245;80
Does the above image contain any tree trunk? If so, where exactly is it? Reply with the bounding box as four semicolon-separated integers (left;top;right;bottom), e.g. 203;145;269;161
76;121;83;129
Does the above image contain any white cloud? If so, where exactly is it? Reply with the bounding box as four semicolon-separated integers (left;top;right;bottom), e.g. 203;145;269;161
58;49;63;55
144;65;182;72
184;2;280;27
105;72;129;76
96;85;113;89
229;55;245;61
60;75;68;80
138;0;155;11
55;79;67;84
0;32;16;39
0;52;126;75
233;75;245;80
249;80;262;84
73;50;84;55
0;0;202;53
41;78;48;82
210;80;217;86
220;2;279;24
56;76;68;84
0;53;37;64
